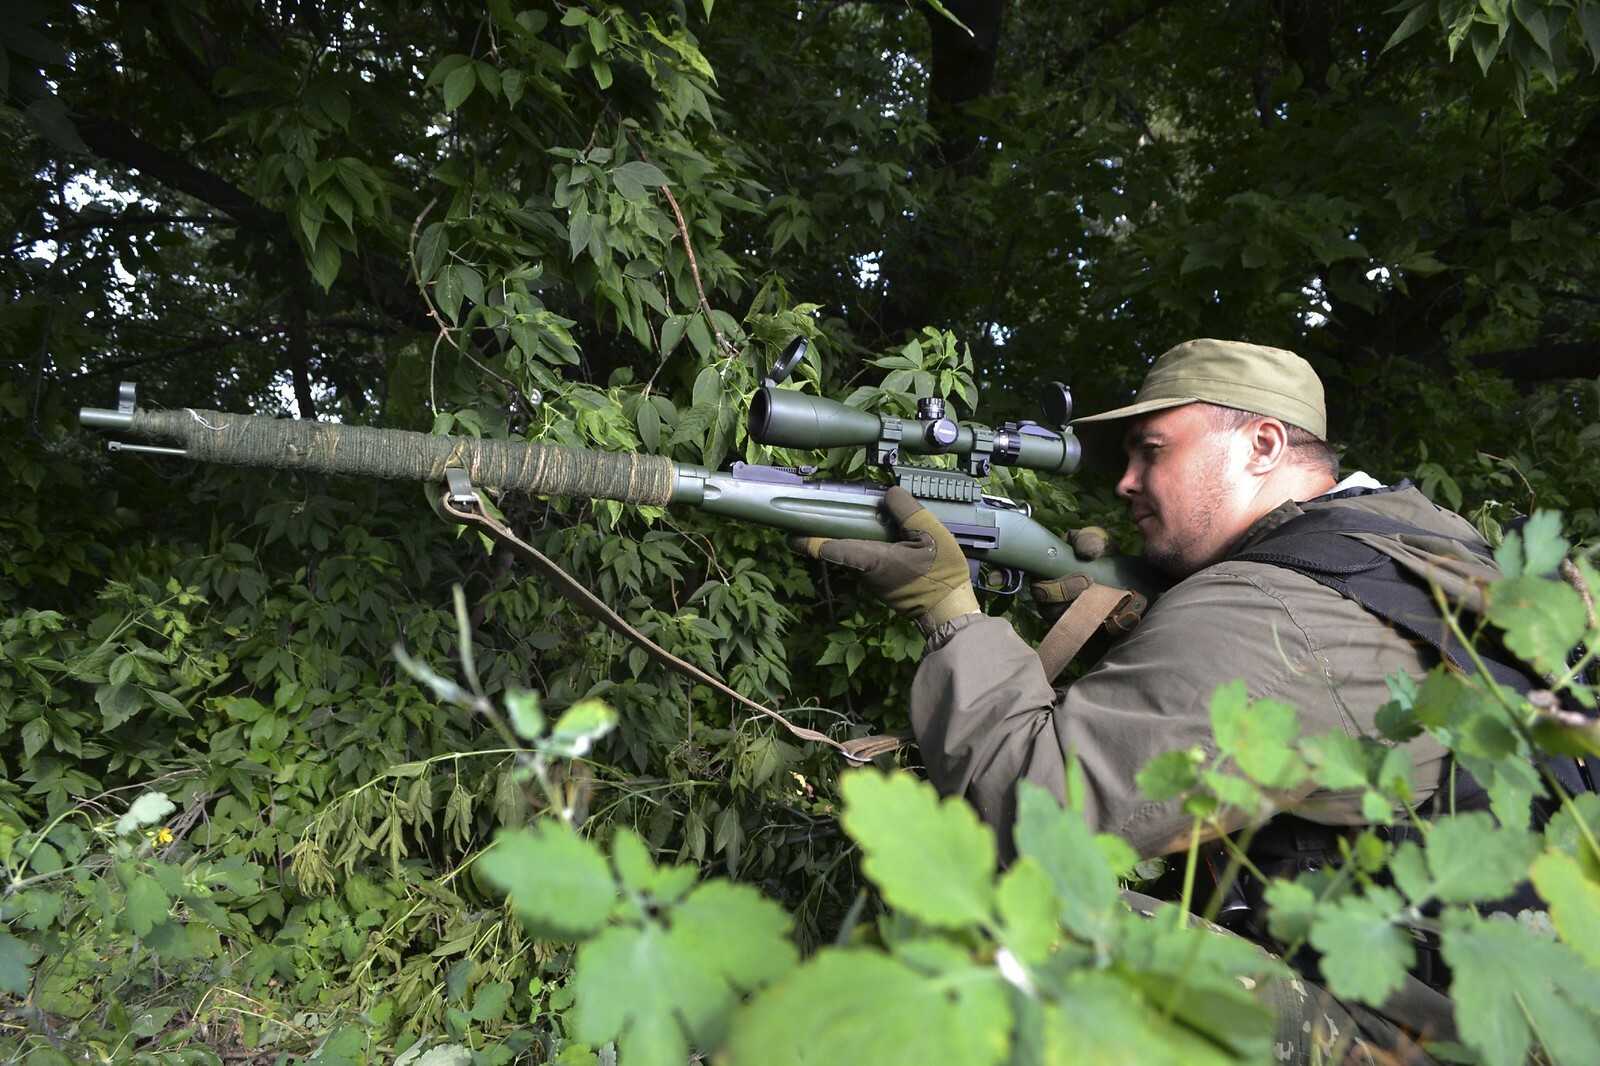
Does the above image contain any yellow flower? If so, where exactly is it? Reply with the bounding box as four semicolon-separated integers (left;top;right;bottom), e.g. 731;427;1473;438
154;827;174;845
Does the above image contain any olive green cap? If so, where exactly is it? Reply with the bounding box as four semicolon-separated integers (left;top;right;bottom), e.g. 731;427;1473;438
1072;338;1327;440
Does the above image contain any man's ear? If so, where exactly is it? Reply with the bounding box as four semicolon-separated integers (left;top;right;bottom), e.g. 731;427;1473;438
1243;417;1290;473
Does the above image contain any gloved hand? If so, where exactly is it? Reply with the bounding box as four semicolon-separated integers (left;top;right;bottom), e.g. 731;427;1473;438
1031;526;1120;623
791;486;979;635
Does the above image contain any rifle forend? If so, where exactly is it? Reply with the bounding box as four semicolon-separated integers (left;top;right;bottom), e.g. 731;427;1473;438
79;392;679;507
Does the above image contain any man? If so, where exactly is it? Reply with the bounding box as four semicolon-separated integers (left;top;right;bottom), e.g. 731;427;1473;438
797;338;1492;852
795;338;1502;1060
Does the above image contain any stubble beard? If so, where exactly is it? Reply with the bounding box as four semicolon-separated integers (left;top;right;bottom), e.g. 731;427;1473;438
1141;447;1233;578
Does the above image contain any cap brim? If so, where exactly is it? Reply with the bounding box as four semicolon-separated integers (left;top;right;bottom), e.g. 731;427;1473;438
1069;396;1197;474
1069;395;1198;426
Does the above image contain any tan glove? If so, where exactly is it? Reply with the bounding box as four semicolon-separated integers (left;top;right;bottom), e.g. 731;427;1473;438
1031;526;1145;634
791;486;979;635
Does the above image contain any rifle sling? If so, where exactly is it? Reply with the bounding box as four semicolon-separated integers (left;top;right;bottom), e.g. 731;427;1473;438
1037;583;1140;682
439;491;908;763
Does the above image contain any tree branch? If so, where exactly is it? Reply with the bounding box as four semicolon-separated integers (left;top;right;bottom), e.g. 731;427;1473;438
67;109;286;238
1466;341;1600;387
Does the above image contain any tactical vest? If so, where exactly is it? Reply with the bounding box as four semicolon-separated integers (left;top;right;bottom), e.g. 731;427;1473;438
1210;501;1595;987
1235;502;1595;810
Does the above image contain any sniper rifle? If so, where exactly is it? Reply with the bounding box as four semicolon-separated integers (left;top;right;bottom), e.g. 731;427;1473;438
77;338;1163;604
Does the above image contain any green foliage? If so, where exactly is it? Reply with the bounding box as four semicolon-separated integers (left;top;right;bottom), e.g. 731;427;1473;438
1384;0;1600;111
0;784;263;1063
505;769;1282;1066
481;823;795;1066
7;0;1600;1062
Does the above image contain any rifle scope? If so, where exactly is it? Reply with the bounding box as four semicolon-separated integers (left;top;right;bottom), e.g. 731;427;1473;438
747;338;1082;477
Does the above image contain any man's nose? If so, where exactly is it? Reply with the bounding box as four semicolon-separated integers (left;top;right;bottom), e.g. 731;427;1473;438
1115;463;1138;498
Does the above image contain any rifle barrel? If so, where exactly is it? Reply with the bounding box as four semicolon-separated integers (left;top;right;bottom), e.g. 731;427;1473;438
80;406;677;507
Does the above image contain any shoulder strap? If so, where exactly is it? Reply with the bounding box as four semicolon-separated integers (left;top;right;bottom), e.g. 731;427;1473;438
1036;584;1144;682
1235;507;1533;693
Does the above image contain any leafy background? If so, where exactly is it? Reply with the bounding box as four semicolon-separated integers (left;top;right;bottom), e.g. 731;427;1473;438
4;0;1600;1062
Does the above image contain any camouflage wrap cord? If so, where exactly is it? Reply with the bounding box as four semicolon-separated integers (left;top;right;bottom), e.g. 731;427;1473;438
129;408;677;506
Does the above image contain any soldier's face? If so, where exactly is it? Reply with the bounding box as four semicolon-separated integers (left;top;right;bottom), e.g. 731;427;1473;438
1116;405;1254;577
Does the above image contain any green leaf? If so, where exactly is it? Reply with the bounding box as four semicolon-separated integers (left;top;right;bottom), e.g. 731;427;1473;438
473;60;502;100
1529;850;1600;969
635;397;661;452
611;161;669;201
410;1049;472;1066
1012;781;1123;942
1467;749;1545;830
1382;2;1436;54
1210;681;1308;790
569;899;777;1065
0;931;37;995
442;63;476;111
1542;792;1600;877
690;363;721;408
840;771;996;929
1442;908;1600;1066
504;687;545;742
416;220;448;280
1471;21;1504;75
1100;917;1281;1059
1307;732;1414;825
1306;889;1413;1003
1494;509;1569;578
309;1025;365;1066
142;920;197;958
20;717;48;759
309;234;342;291
1487;571;1588;678
687;313;713;358
1042;969;1248;1066
610;827;658;895
1511;0;1553;58
22;95;88;153
1389;839;1432;903
1580;3;1600;67
660;313;688;356
666;880;796;991
1200;768;1262;812
994;857;1060;964
543;699;617;758
1262;877;1318;946
723;949;1011;1066
1530;701;1600;758
1415;812;1541;905
479;825;615;938
118;863;172;937
116;791;176;836
568;210;593;263
1135;747;1204;801
97;681;145;728
469;980;512;1022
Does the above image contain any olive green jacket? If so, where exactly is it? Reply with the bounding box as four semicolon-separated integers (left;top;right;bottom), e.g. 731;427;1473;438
910;483;1498;856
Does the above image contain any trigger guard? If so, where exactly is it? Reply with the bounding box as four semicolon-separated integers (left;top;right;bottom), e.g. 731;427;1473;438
975;562;1024;595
